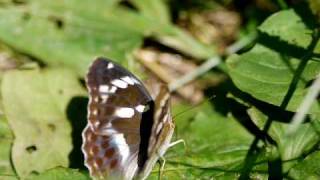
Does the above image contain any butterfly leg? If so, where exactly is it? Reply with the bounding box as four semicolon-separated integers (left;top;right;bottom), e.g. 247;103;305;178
168;139;185;149
158;155;166;180
156;140;186;179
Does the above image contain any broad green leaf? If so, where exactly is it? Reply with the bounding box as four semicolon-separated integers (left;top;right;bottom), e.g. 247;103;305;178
227;44;320;114
248;107;319;172
0;1;213;78
2;68;86;177
258;9;320;53
0;3;143;77
131;0;170;24
0;116;16;179
288;151;320;179
26;167;89;180
227;9;320;176
148;102;255;179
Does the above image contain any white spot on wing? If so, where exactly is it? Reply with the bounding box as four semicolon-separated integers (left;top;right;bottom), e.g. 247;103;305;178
109;86;117;93
132;78;140;85
92;109;98;115
101;94;109;103
111;79;128;89
110;133;129;165
114;107;135;118
121;76;135;85
135;105;145;112
99;85;110;93
94;121;100;127
107;63;114;69
99;85;117;94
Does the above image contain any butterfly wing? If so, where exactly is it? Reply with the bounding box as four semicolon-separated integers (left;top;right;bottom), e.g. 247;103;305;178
82;57;152;179
137;84;175;179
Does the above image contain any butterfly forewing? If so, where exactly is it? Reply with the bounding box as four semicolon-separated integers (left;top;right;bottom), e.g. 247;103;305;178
82;58;152;179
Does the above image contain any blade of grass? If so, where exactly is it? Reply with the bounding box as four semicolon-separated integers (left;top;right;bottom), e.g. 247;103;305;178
286;73;320;135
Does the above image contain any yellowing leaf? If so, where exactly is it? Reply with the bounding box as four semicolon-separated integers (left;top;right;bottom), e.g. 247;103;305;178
2;68;86;177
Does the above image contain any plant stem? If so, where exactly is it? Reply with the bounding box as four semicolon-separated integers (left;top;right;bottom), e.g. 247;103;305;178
169;32;257;91
169;56;221;91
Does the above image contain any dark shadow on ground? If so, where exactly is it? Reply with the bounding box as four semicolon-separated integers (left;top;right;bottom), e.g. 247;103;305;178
66;96;88;170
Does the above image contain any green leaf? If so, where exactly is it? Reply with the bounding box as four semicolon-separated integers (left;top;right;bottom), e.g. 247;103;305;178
248;107;319;172
0;116;16;179
288;151;320;179
258;9;320;53
0;2;143;77
1;68;86;177
227;43;320;114
148;102;255;179
226;8;320;176
26;167;89;180
131;0;170;24
0;1;213;78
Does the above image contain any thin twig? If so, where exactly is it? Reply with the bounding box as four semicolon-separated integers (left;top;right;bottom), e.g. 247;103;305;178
286;73;320;135
226;32;257;55
169;32;257;91
169;57;221;91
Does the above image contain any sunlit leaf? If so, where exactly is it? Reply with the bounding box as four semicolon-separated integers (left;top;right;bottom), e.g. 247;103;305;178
27;167;89;180
227;43;320;114
0;116;16;179
288;151;320;179
2;68;86;177
147;102;255;179
248;107;319;172
0;0;213;78
258;9;320;53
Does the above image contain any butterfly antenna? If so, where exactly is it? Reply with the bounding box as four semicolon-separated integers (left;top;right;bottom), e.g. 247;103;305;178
173;94;216;119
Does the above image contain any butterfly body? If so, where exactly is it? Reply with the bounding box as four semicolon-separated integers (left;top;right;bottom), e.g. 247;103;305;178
82;57;174;180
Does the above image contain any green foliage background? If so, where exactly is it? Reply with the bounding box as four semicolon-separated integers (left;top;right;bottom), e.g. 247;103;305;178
0;0;319;179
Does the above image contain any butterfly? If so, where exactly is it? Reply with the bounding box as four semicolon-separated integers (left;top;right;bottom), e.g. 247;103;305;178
82;57;175;180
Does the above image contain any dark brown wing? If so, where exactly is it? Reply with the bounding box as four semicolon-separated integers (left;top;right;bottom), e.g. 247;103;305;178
82;57;152;179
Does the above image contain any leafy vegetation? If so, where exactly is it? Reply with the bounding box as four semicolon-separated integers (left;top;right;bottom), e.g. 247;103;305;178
0;0;319;179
